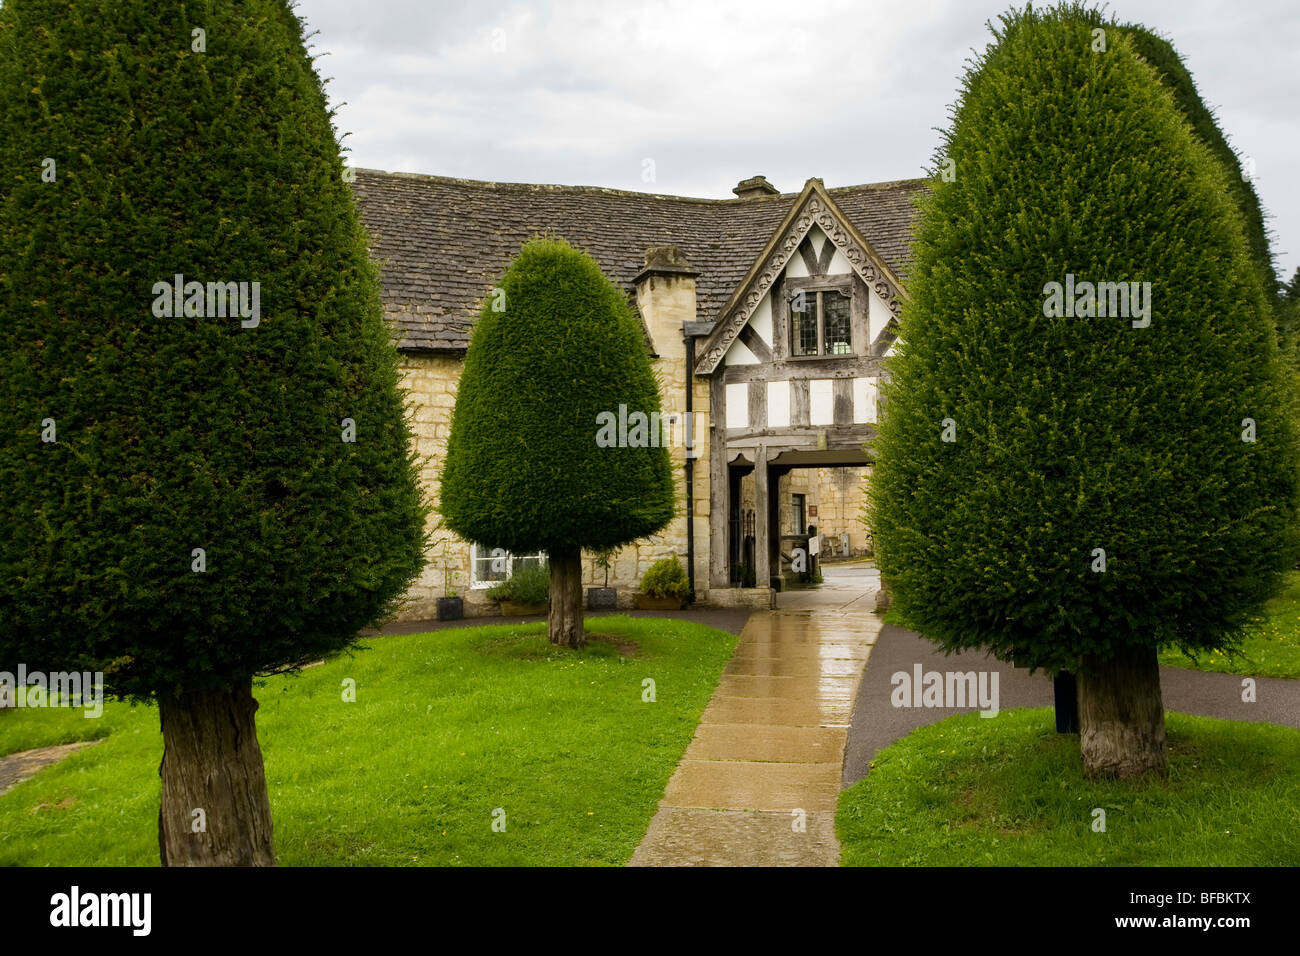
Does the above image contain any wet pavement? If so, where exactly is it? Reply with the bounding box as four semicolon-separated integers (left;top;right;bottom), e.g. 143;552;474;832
629;562;881;867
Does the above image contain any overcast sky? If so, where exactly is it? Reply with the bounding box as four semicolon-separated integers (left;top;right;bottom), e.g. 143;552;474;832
293;0;1299;283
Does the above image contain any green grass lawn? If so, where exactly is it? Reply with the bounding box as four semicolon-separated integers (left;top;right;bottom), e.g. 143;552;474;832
837;707;1300;866
0;616;735;866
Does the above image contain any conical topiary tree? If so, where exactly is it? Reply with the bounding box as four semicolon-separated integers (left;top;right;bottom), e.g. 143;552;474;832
870;4;1300;778
440;237;676;648
0;0;427;863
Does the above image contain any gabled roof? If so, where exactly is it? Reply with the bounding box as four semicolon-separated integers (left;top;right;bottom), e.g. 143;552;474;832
692;179;911;375
351;168;926;353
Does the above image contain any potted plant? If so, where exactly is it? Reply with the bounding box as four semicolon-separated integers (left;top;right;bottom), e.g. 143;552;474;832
436;586;463;622
431;523;462;621
487;561;549;616
587;546;618;610
635;555;691;610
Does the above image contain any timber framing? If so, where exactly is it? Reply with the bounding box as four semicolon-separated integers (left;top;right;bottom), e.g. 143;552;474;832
693;178;910;376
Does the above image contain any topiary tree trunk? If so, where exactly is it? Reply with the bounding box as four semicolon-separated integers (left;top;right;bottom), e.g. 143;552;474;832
548;548;585;649
872;578;892;614
158;683;275;866
1077;646;1167;778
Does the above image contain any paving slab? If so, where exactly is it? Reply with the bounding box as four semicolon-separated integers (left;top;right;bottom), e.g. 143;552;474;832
714;674;860;700
684;723;847;762
728;642;871;662
629;807;840;867
724;657;864;678
662;759;843;811
701;695;857;727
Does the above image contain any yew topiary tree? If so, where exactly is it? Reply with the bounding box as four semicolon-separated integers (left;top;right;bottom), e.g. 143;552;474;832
0;0;427;863
870;4;1300;778
440;237;675;648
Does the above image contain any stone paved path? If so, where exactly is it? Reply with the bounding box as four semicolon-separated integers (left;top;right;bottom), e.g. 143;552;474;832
630;563;881;866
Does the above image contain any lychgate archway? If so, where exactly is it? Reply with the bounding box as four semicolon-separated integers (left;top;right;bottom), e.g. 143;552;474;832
693;179;907;593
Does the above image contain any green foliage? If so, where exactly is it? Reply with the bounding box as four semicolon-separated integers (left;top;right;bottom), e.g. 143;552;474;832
485;561;550;605
870;4;1300;672
0;0;428;700
439;236;675;554
641;556;690;600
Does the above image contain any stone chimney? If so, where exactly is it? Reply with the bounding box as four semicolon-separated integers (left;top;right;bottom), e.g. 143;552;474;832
732;175;780;199
634;245;697;361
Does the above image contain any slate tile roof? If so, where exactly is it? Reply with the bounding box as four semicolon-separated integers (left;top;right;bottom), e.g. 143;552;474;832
351;168;927;353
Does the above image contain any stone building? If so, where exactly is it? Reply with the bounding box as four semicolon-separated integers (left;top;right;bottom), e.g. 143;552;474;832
352;169;924;619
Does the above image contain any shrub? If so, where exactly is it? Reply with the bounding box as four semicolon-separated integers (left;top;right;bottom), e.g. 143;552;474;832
641;556;691;600
440;237;675;646
487;562;551;606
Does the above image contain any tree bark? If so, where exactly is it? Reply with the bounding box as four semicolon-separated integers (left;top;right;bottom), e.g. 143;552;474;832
873;580;892;614
548;547;585;649
1077;643;1167;779
158;680;276;866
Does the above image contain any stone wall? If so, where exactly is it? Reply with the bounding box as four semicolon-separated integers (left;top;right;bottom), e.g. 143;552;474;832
800;466;872;558
396;353;468;620
731;464;872;581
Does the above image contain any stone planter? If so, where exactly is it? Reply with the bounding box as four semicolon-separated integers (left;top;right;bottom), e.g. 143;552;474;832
587;586;617;610
500;600;547;616
436;596;463;621
634;593;687;611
